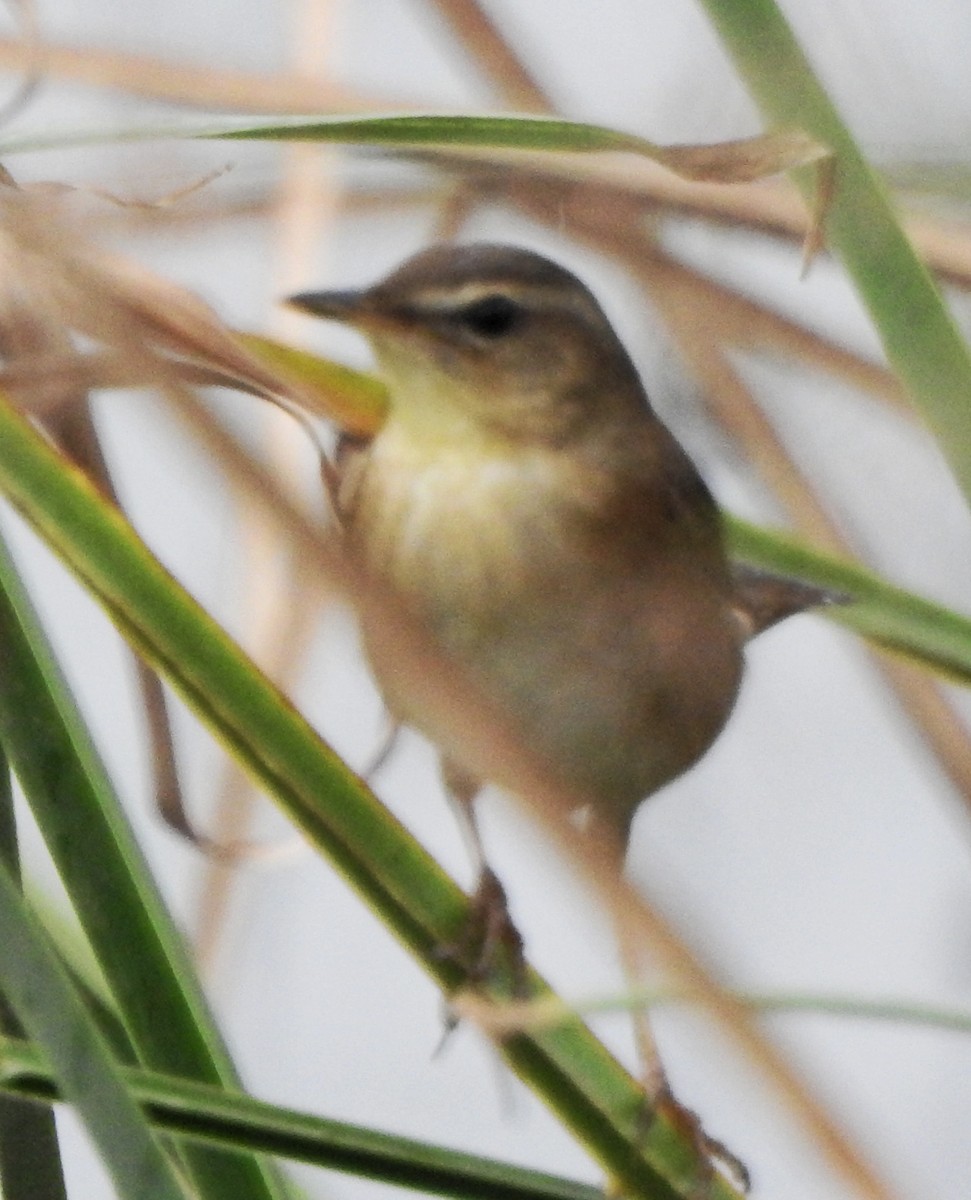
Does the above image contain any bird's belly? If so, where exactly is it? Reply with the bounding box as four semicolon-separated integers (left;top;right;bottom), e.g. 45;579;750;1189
346;437;743;829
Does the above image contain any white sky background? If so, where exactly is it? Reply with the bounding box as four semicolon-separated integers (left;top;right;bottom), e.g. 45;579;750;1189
4;1;971;1199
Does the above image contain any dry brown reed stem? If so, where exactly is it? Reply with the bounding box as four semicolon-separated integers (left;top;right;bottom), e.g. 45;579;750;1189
37;357;212;848
43;402;195;844
3;27;970;287
0;36;391;113
420;0;551;111
0;352;285;414
645;254;909;414
417;0;555;241
411;143;971;288
87;182;450;239
0;183;250;847
0;26;969;284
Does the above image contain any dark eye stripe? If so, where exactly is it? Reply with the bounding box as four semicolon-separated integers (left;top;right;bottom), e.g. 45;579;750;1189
454;295;524;338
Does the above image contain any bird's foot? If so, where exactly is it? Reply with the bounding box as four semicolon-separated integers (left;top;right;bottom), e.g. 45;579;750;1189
437;867;528;996
646;1083;750;1196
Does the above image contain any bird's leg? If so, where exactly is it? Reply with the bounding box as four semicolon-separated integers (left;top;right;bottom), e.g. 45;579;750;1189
617;916;750;1194
437;758;527;995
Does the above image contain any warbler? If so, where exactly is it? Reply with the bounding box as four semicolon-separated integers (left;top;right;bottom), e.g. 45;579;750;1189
290;243;833;1184
293;240;837;984
290;241;823;849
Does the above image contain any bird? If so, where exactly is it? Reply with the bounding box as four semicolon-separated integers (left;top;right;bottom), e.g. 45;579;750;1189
288;242;834;1182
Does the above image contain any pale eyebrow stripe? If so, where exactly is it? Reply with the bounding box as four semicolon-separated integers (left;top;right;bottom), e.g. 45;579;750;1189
408;280;609;328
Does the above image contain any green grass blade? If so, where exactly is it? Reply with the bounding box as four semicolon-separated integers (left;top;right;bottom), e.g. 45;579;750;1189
0;1090;68;1200
727;518;971;683
0;869;192;1200
697;0;971;508
19;880;138;1062
208;113;666;152
503;982;971;1039
0;1038;602;1200
0;113;652;155
0;754;68;1200
239;332;389;434
199;114;822;179
0;529;290;1200
0;113;821;184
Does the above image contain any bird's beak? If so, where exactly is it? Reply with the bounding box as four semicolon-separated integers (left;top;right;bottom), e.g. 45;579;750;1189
286;289;368;324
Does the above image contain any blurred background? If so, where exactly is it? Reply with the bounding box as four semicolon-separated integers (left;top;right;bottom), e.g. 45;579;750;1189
4;1;971;1198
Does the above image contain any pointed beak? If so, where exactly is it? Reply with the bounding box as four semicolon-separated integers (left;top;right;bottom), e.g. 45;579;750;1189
286;289;369;324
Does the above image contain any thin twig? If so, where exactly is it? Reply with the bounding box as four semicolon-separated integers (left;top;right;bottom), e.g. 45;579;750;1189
0;36;393;114
419;0;551;112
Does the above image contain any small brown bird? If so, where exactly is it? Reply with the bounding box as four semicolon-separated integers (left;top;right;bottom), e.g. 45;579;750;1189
290;242;833;1182
290;243;822;855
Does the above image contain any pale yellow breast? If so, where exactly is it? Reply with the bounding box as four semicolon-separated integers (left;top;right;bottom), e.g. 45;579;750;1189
346;421;585;611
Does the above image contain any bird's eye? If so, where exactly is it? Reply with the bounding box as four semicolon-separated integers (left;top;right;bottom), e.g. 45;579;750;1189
455;295;524;339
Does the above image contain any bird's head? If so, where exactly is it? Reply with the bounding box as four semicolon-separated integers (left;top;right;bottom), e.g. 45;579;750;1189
288;242;647;447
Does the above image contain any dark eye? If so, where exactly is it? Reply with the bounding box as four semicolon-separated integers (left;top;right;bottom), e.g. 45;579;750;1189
456;295;524;339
